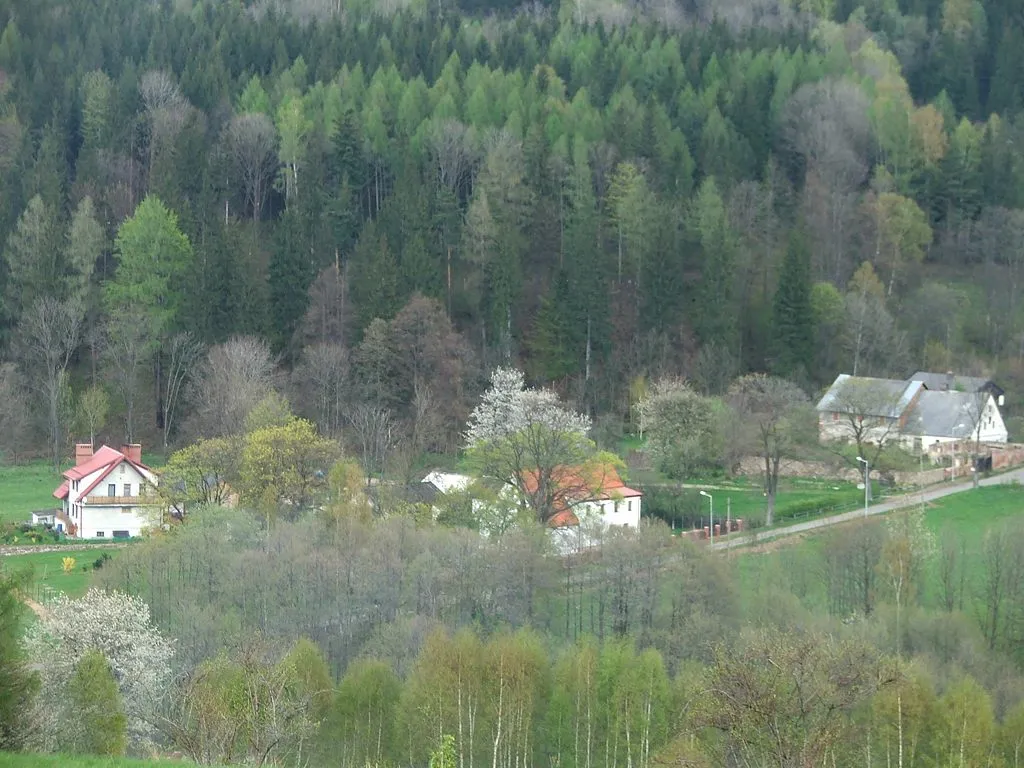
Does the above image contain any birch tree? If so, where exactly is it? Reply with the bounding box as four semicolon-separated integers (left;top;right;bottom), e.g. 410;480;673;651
17;296;83;468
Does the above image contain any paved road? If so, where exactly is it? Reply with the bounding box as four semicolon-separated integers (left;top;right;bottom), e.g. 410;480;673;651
710;466;1024;551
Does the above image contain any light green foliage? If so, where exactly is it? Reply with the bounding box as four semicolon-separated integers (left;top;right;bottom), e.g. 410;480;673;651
322;658;402;768
105;196;193;340
159;436;241;517
240;415;342;520
3;194;59;316
61;649;127;756
638;378;724;479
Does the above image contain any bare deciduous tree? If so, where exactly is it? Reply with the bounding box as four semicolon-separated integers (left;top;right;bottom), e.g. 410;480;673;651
162;332;203;448
292;342;348;437
727;373;812;525
139;70;190;185
223;112;278;223
103;312;151;444
346;403;397;477
781;79;871;283
18;298;84;468
429;119;478;197
188;336;277;438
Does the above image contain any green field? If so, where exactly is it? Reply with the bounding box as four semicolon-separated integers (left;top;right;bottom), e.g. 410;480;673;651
0;463;62;526
922;483;1024;544
0;754;199;767
732;483;1024;614
0;548;113;599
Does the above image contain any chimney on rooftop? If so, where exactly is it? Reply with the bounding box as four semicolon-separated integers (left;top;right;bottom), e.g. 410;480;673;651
121;443;142;464
74;443;94;466
946;371;954;391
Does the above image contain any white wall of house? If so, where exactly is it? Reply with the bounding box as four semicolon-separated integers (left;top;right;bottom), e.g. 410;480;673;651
573;496;642;528
73;505;161;539
818;413;900;445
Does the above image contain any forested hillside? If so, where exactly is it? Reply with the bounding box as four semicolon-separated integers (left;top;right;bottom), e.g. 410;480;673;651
1;0;1024;455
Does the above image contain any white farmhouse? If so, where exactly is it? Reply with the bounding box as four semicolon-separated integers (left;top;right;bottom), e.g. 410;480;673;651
52;444;160;539
540;465;643;554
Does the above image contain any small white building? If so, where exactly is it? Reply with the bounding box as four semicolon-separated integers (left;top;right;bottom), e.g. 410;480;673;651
542;466;643;555
52;444;160;539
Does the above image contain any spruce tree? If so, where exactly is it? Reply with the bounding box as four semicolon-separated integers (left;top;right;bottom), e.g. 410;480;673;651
60;649;127;756
771;227;814;378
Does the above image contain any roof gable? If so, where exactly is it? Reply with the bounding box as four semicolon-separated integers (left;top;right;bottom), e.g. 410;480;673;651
59;445;156;499
904;390;993;439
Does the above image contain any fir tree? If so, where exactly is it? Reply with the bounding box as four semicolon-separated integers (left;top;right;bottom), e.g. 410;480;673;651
771;227;814;378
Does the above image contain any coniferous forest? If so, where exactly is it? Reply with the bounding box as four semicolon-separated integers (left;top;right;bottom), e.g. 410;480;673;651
5;0;1024;765
2;0;1024;455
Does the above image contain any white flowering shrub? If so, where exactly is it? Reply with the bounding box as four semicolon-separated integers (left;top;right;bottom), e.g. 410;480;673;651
23;588;173;749
465;367;591;447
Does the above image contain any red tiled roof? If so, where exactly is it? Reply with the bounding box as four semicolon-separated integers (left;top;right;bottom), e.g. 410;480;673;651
57;445;154;500
53;480;68;500
63;445;123;481
523;464;643;504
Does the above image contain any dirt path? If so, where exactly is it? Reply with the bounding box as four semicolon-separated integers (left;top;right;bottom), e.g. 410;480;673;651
0;542;128;557
711;466;1024;552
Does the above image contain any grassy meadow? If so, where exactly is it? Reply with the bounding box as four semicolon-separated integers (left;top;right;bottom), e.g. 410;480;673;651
0;463;63;526
0;548;113;599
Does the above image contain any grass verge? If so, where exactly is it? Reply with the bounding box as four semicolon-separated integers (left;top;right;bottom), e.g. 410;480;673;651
0;548;114;599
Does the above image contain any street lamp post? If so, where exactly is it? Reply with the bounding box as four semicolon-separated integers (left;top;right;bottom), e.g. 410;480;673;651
856;456;869;517
700;490;714;546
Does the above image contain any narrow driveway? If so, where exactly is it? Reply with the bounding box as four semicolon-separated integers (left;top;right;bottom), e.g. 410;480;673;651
711;466;1024;551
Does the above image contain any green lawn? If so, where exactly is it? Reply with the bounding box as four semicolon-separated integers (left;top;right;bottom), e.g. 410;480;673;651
0;754;199;767
922;483;1024;545
0;463;62;526
0;548;113;599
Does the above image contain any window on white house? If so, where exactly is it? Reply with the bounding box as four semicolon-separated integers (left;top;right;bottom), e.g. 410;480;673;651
107;483;116;497
96;531;104;538
113;530;129;539
123;483;131;497
628;500;632;512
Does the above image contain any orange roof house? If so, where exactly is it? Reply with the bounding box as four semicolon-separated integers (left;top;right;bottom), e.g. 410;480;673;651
521;464;642;530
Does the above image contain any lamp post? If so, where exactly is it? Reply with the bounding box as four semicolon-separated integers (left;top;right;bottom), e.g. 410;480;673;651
700;490;714;546
856;456;869;517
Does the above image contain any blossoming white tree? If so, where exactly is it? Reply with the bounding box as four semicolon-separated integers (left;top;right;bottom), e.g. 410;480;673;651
23;588;173;750
465;368;618;524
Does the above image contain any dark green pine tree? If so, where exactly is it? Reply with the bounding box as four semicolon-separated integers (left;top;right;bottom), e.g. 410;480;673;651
529;269;579;383
987;24;1024;118
771;227;814;380
350;221;399;334
269;207;314;355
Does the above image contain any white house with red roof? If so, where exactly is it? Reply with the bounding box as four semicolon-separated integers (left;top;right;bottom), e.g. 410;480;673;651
52;443;160;539
536;465;643;554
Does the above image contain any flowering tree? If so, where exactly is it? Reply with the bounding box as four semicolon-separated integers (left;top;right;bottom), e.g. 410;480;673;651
465;368;591;445
465;368;618;524
23;588;173;749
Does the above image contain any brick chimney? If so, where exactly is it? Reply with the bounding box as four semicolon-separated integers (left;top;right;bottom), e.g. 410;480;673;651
946;371;954;391
121;444;142;464
74;443;94;466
